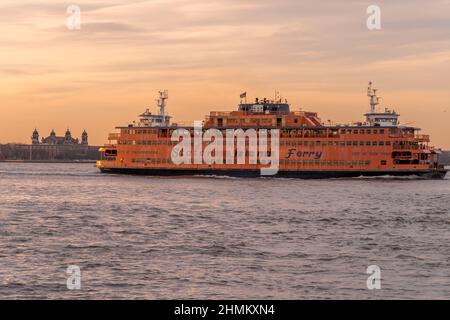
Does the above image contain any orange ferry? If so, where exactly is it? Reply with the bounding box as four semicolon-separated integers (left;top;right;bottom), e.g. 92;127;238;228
96;83;448;179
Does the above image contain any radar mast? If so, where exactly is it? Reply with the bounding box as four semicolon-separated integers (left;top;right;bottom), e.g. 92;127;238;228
367;81;380;113
157;90;169;124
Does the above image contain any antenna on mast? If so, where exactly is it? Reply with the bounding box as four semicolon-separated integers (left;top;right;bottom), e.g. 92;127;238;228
157;90;169;125
367;81;380;113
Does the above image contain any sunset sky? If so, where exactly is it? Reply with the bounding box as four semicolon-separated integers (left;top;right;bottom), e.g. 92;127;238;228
1;0;450;147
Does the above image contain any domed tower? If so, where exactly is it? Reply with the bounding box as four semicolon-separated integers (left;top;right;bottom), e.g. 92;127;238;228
65;128;72;143
31;128;39;144
81;129;88;145
50;129;56;137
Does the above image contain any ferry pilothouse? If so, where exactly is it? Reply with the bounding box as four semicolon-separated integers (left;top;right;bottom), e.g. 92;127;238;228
96;84;448;179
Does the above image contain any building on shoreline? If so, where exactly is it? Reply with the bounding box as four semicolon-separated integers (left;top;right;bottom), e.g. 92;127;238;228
0;129;99;161
32;128;88;145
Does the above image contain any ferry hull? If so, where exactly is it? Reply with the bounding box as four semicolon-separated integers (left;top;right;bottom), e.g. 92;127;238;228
99;167;448;179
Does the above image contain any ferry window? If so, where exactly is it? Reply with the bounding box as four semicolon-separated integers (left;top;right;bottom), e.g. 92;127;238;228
386;141;391;146
346;141;352;146
353;130;358;134
294;118;298;123
359;141;365;146
372;141;377;146
360;130;365;134
328;141;333;145
379;141;385;146
366;141;371;146
304;141;309;146
381;160;387;165
366;130;371;134
341;129;346;134
340;141;345;146
316;141;321;146
373;130;378;134
365;160;371;165
347;129;352;134
380;129;385;134
353;141;358;146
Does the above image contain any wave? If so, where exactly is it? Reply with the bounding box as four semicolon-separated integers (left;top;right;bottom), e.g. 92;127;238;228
194;174;242;180
351;175;425;180
0;170;100;177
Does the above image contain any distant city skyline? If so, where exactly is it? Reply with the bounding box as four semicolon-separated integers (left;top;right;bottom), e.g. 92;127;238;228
1;0;449;148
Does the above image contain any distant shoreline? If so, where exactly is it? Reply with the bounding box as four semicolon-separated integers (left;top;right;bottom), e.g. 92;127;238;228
0;160;96;164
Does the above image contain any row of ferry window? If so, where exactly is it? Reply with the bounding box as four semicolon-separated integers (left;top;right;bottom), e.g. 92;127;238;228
340;129;386;134
122;128;390;135
227;118;273;124
282;141;392;146
132;158;171;164
119;140;395;147
129;158;373;166
122;129;160;135
118;140;175;145
280;160;372;166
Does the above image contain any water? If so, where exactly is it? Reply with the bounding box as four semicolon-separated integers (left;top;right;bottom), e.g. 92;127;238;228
0;162;449;299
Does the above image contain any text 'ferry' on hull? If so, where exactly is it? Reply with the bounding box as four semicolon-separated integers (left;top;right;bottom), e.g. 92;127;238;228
96;84;448;179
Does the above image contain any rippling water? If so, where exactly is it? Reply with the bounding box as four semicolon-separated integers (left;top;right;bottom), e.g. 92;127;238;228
0;162;449;299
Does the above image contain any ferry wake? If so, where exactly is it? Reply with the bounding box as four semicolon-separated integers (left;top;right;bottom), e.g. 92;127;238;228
96;83;448;179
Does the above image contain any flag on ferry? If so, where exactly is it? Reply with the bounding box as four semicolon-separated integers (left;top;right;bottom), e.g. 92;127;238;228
240;92;247;99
